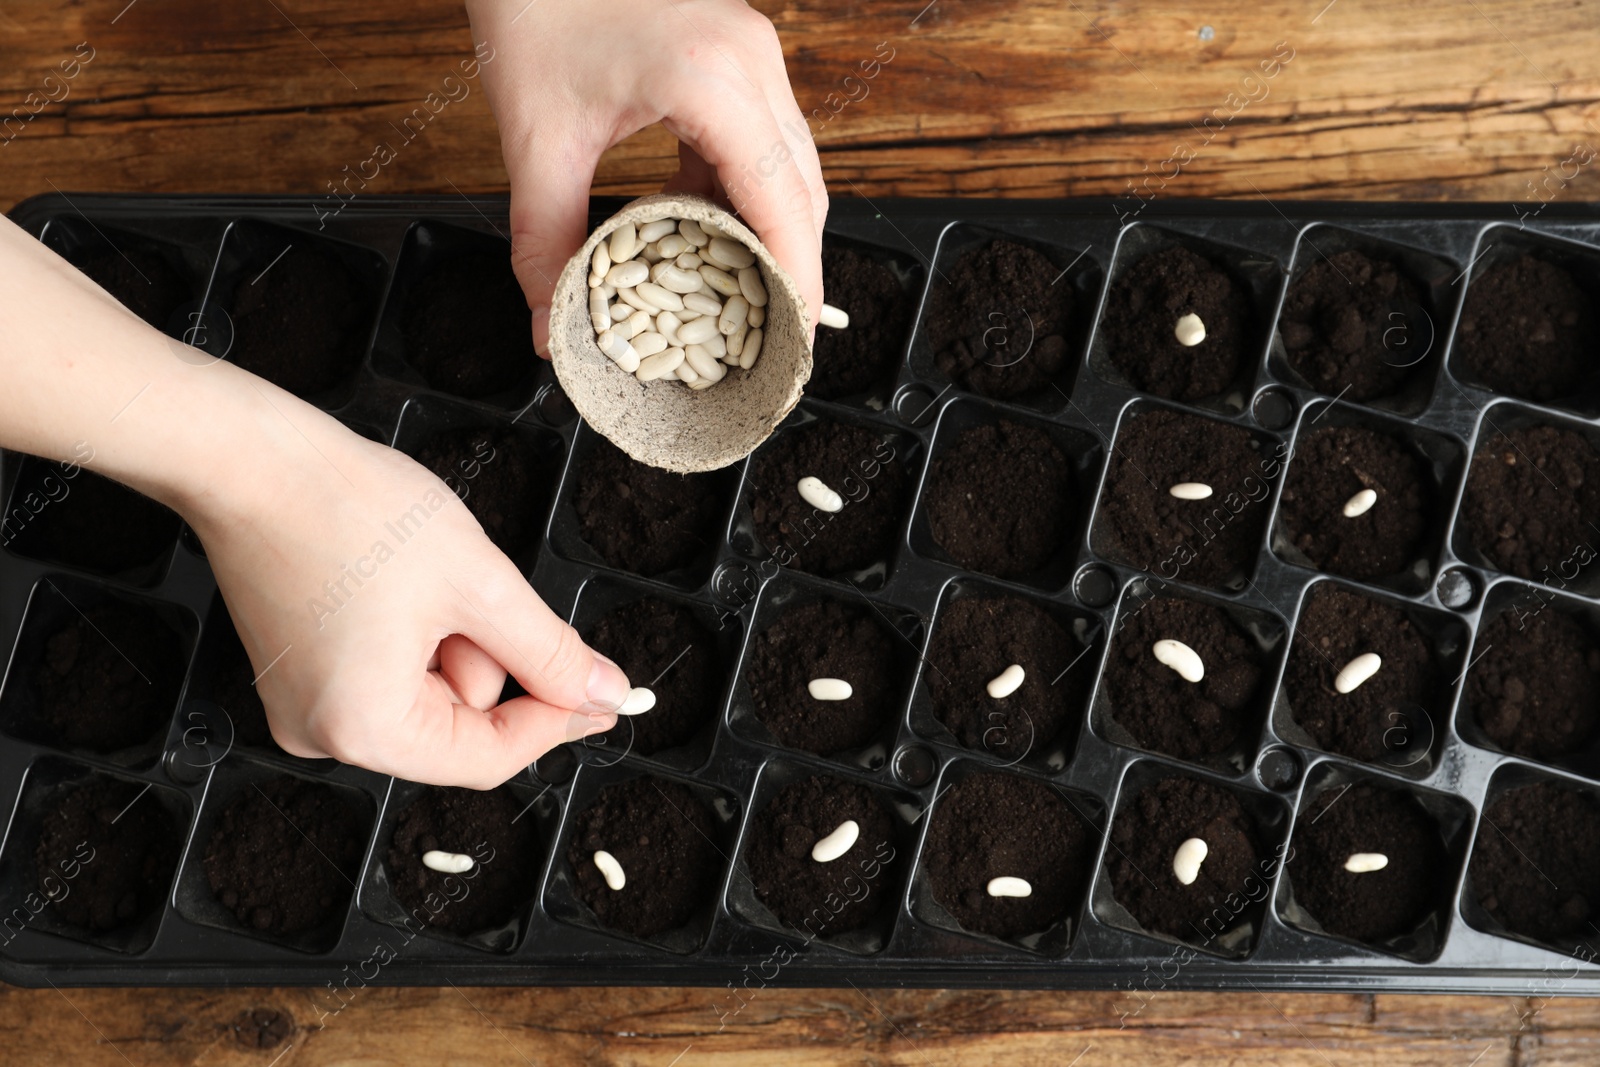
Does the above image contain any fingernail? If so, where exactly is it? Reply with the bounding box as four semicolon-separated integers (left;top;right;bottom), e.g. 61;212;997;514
566;707;617;743
586;653;630;710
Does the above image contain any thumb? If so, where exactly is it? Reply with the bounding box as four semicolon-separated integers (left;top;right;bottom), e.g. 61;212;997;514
502;126;602;356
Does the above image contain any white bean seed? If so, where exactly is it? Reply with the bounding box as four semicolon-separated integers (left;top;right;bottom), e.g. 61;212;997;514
605;260;649;289
607;222;638;264
1343;489;1378;518
638;218;677;243
1152;639;1205;683
618;687;656;715
676;315;721;345
626;309;653;337
656;233;689;259
811;819;859;863
589;289;611;332
1168;482;1213;500
596;330;641;374
598;282;615;299
591;242;611;280
593;849;626;891
675;252;703;270
1173;836;1209;885
739;326;764;369
1343;852;1389;874
640;243;663;264
687;377;715;390
631;332;669;358
819;302;850;329
655;310;684;345
808;677;853;701
677;359;701;384
609;303;631;322
657;265;705;294
986;663;1026;699
634;281;685;313
1333;653;1382;694
719;294;750;335
706;236;757;270
738;266;768;307
1174;312;1206;347
610;315;639;342
798;475;844;513
616;286;653;314
588;271;604;289
700;332;727;359
637;347;686;381
683;344;726;382
422;850;475;874
678;219;709;247
682;290;724;317
748;303;765;327
986;876;1032;898
699;263;743;297
727;318;748;357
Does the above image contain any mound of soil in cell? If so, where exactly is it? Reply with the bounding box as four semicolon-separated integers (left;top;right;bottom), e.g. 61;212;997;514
573;439;723;578
568;777;721;939
35;777;180;932
7;464;181;580
1289;782;1445;944
1100;245;1251;403
811;245;913;400
927;239;1073;400
1468;607;1600;762
1460;426;1600;586
1275;424;1431;581
1455;255;1595;403
1280;249;1424;402
744;775;899;937
229;243;369;399
34;601;186;752
387;785;541;934
413;425;550;557
583;597;722;756
403;251;534;399
72;241;191;331
922;772;1094;940
1471;781;1600;945
923;420;1074;580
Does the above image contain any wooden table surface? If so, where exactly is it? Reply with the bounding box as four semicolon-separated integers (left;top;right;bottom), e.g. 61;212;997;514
4;0;1600;1062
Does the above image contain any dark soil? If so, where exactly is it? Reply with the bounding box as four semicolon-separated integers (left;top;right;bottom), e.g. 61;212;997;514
34;777;180;932
568;776;721;939
573;439;723;577
402;250;533;398
1280;248;1424;402
924;595;1091;761
1100;245;1251;402
1275;424;1431;581
1101;597;1266;761
1468;607;1600;761
412;426;549;557
745;775;899;937
747;421;909;576
744;599;900;756
927;239;1073;400
6;464;180;579
922;772;1094;940
1283;585;1436;764
386;785;541;934
1456;255;1595;402
1461;426;1600;585
72;241;191;330
1097;409;1274;587
1108;775;1268;944
1471;781;1600;945
811;245;913;399
1289;782;1445;944
203;775;366;937
923;420;1074;580
228;243;369;399
207;633;276;750
582;597;722;756
34;602;186;752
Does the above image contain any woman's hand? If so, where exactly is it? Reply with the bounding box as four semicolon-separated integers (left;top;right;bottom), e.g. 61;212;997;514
465;0;827;354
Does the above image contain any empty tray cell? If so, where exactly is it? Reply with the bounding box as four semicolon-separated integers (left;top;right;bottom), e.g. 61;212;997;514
1455;404;1600;596
1466;767;1600;957
178;759;374;953
546;765;737;954
730;573;916;771
210;218;385;408
572;576;735;772
1449;225;1600;417
1093;402;1282;592
1095;760;1289;958
1271;402;1463;595
910;762;1102;954
184;594;288;759
366;780;547;953
3;456;181;587
1090;225;1276;413
733;406;916;589
810;235;919;404
0;576;194;766
1457;581;1600;776
912;577;1098;773
914;223;1099;409
1272;225;1456;415
371;220;538;408
0;757;189;955
551;426;735;589
40;215;199;334
1276;581;1464;778
1094;581;1281;776
1278;763;1470;963
911;398;1099;591
727;761;916;956
391;394;562;571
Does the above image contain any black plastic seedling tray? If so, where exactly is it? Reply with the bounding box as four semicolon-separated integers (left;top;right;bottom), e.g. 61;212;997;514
3;192;1600;994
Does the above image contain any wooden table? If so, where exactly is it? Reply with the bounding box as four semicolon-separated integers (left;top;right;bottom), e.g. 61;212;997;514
3;0;1600;1062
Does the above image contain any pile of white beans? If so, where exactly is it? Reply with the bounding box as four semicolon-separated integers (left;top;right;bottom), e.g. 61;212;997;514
587;216;769;389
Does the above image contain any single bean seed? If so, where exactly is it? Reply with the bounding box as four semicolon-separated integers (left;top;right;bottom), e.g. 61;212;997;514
649;259;672;285
739;326;763;369
655;310;684;345
675;252;703;270
598;282;615;299
589;289;610;331
683;344;726;382
1152;639;1205;683
588;271;604;289
605;260;649;289
631;332;669;358
637;347;686;381
1333;653;1382;694
986;876;1032;898
607;222;638;264
700;331;727;359
593;849;626;891
591;242;612;279
676;315;721;345
1174;312;1206;346
682;290;723;317
657;265;705;295
798;475;844;513
727;318;748;357
609;303;631;322
422;850;475;874
738;266;768;307
640;244;663;263
638;218;677;243
748;303;765;327
986;663;1026;699
811;819;859;863
596;330;641;373
626;309;653;338
1168;482;1213;500
1343;852;1389;874
1343;489;1378;518
618;687;656;715
1173;837;1209;885
656;233;689;258
818;302;850;329
807;677;853;701
706;236;757;270
699;263;743;297
678;218;709;247
719;294;750;335
617;286;653;313
687;377;715;390
634;281;685;313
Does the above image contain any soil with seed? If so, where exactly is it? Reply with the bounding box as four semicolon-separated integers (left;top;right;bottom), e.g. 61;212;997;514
387;785;541;934
584;597;722;756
